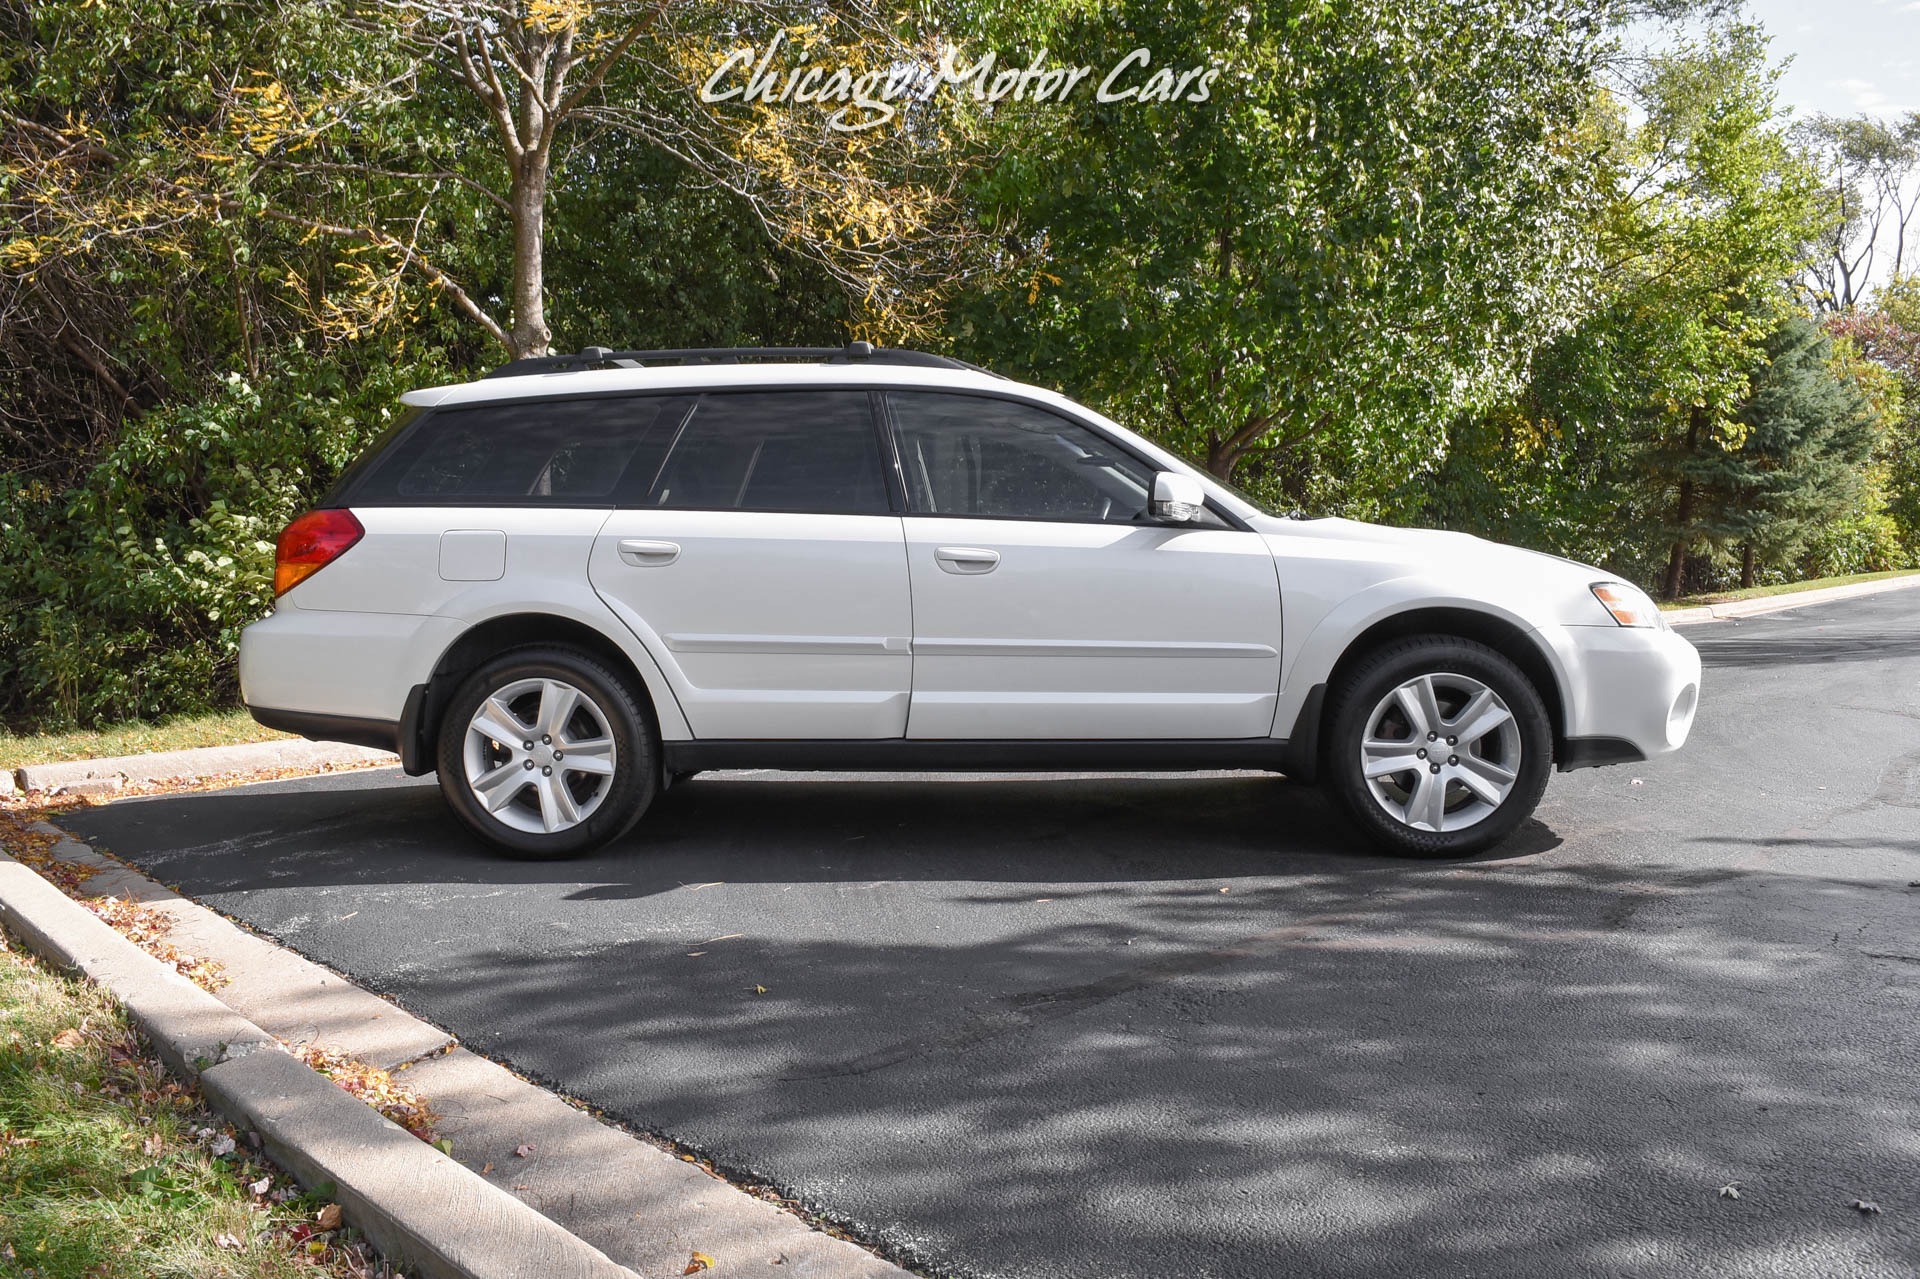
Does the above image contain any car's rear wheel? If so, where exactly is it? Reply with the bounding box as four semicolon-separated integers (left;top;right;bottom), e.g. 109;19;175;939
435;647;657;858
1323;635;1551;857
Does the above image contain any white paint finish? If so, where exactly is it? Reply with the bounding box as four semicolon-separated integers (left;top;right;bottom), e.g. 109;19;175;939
589;511;913;739
240;608;459;721
1533;622;1702;752
246;362;1704;774
290;506;606;616
438;529;506;582
902;518;1284;739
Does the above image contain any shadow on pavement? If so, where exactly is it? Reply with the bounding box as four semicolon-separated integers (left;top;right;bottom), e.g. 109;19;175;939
402;858;1918;1279
60;769;1562;900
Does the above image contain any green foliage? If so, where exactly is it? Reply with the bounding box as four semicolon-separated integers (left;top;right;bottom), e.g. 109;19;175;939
1705;318;1880;578
0;349;433;726
950;0;1611;511
0;0;1906;725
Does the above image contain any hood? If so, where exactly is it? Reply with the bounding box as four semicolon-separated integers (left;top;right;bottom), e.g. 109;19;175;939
1253;516;1636;631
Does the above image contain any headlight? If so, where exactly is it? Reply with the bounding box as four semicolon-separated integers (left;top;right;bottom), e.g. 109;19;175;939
1590;581;1660;628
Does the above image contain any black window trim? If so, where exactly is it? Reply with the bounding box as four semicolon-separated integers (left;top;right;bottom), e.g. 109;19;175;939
626;388;897;517
330;383;1247;529
877;388;1249;532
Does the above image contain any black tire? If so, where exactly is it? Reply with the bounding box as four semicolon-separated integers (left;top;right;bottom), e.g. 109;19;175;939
1322;635;1552;857
435;646;658;859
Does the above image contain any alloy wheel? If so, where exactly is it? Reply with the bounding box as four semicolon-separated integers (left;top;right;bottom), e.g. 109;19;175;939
1359;671;1521;833
463;677;619;834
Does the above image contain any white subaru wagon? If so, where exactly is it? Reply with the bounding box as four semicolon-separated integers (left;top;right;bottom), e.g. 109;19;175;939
239;343;1701;859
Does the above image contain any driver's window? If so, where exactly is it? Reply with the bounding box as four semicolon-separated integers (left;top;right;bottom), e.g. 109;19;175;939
887;392;1160;524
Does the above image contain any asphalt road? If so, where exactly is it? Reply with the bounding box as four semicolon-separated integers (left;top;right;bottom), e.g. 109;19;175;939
63;593;1920;1278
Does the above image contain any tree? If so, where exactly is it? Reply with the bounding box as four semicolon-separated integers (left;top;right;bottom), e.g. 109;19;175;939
1796;113;1920;312
1702;318;1877;586
1408;22;1835;595
1602;25;1828;597
1827;274;1920;557
4;0;984;362
947;0;1613;510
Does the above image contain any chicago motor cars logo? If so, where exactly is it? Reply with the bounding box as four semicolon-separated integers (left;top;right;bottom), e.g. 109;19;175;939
701;31;1221;133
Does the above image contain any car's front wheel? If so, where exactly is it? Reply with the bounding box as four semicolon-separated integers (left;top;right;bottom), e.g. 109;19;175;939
435;647;658;858
1324;636;1552;857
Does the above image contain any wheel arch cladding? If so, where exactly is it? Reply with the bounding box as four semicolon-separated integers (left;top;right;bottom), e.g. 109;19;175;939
1317;607;1567;771
406;613;660;776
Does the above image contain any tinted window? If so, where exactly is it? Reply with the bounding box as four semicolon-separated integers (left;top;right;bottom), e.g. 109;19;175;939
351;396;688;505
887;392;1158;523
638;392;888;514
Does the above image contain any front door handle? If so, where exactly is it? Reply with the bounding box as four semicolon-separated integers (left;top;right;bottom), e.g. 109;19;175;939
934;546;1000;575
617;538;681;566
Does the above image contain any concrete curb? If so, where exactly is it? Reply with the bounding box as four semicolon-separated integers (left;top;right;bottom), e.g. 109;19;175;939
11;738;396;795
0;847;638;1279
1663;572;1920;627
16;812;916;1278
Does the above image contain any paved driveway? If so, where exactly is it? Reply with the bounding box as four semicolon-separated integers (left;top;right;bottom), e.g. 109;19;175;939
63;593;1920;1278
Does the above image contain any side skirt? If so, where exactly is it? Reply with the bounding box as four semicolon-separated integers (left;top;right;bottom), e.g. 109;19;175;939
661;738;1297;774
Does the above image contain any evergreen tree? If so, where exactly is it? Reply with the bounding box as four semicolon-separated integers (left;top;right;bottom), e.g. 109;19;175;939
1705;318;1878;586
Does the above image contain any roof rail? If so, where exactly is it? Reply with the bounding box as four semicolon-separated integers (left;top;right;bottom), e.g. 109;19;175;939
481;341;997;380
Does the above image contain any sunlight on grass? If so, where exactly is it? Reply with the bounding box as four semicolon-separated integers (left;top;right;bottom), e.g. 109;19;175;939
0;930;397;1277
0;709;287;770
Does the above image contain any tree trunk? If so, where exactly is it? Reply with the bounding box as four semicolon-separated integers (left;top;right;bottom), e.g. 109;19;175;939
1740;542;1756;589
1662;406;1705;600
1658;476;1689;599
509;163;551;359
1205;439;1238;481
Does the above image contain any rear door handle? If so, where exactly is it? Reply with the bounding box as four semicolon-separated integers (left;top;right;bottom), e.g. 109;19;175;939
934;546;1000;575
617;538;680;566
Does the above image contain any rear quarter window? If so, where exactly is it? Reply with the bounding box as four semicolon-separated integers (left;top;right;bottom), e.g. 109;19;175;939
341;395;691;506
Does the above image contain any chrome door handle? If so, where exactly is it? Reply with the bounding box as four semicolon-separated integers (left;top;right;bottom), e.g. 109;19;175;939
617;538;680;566
934;546;1000;575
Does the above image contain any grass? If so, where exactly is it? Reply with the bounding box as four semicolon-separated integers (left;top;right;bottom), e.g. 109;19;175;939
1658;567;1920;610
0;927;400;1278
0;709;287;771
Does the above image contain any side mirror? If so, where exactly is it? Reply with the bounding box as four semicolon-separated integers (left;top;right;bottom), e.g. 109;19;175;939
1150;472;1206;523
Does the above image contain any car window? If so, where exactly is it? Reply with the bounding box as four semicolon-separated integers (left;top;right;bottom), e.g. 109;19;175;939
887;392;1208;525
351;396;688;505
638;391;889;515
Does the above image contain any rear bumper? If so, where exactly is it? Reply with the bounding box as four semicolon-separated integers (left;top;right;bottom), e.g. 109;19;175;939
1539;622;1701;768
246;705;402;754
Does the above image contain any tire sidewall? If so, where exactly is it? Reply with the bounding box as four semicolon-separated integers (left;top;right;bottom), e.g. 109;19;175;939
1326;638;1552;857
436;647;657;858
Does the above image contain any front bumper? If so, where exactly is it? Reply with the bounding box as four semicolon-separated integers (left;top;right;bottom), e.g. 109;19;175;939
1536;622;1701;769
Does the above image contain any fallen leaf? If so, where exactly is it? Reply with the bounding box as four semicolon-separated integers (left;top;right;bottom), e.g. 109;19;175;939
684;1251;716;1274
248;1175;271;1196
482;1161;495;1175
751;984;768;995
1854;1200;1881;1214
316;1203;343;1230
1719;1184;1740;1199
52;1028;83;1048
209;1133;236;1157
215;1232;243;1250
433;1138;454;1156
514;1143;535;1158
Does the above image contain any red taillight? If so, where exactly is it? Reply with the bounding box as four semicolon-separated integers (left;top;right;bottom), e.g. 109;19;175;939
274;508;364;597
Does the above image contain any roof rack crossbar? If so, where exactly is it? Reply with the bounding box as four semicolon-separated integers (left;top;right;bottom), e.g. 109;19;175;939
483;341;997;380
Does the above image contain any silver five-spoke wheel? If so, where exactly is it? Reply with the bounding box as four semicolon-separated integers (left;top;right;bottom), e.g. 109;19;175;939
463;677;618;835
1360;671;1520;833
